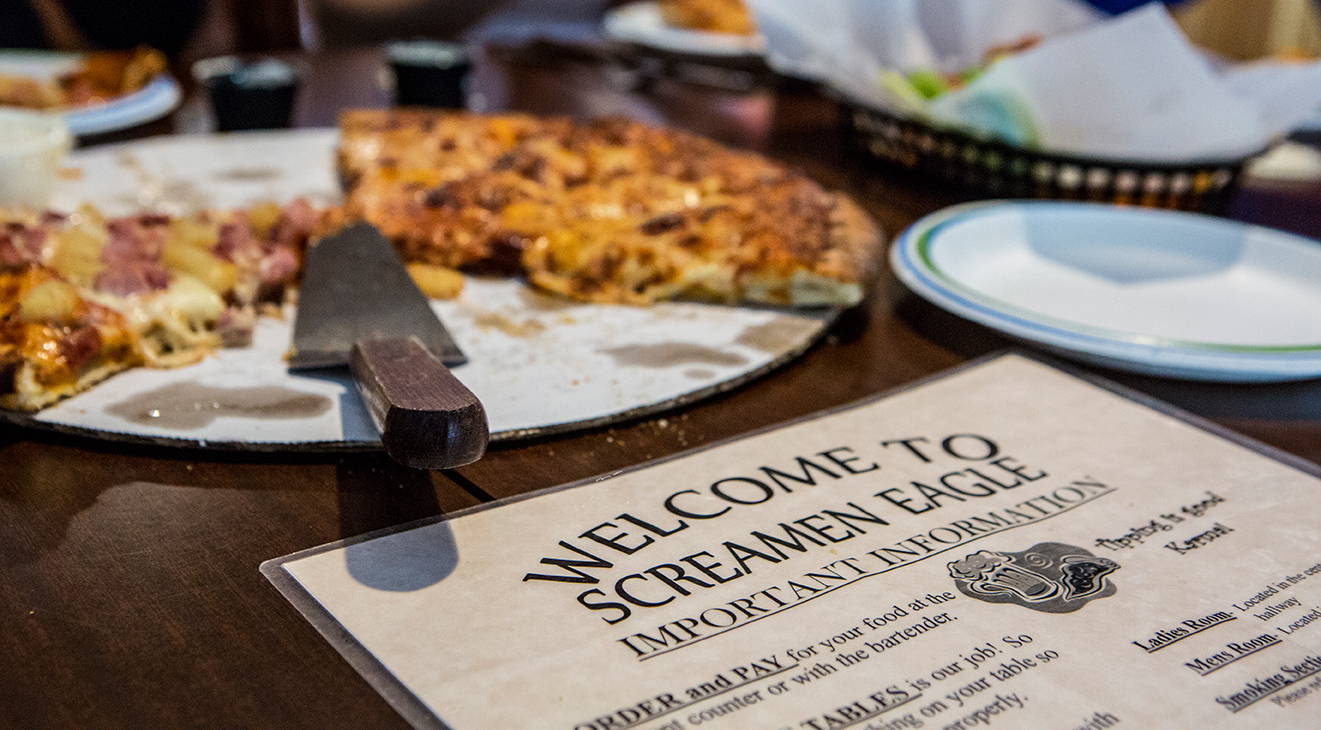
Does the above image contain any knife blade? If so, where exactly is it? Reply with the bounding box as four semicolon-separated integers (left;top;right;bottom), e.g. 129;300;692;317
290;222;487;469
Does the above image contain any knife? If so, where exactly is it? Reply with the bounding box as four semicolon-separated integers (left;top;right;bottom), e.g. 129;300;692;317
289;222;488;469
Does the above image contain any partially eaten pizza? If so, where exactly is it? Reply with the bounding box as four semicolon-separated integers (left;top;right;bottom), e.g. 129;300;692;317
333;109;880;307
3;108;881;412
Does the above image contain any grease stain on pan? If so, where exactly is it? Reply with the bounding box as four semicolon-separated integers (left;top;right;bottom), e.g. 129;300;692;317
736;316;820;352
472;310;546;338
213;167;282;182
601;343;748;368
115;152;212;212
107;382;332;429
518;287;576;311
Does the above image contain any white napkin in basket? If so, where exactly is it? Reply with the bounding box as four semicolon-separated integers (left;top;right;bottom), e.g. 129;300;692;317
747;0;1321;162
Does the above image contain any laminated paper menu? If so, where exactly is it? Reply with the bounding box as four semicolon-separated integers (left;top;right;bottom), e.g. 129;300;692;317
263;354;1321;729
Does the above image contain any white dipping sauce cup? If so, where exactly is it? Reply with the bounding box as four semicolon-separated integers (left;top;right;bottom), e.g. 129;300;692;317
0;109;73;210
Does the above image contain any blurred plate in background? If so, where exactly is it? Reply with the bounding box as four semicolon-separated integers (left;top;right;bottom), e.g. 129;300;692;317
0;50;181;136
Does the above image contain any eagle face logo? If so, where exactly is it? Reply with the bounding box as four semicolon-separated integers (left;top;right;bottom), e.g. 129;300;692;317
948;543;1118;613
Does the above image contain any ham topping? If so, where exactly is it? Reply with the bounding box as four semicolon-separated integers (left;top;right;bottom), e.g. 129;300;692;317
96;215;170;295
0;223;48;271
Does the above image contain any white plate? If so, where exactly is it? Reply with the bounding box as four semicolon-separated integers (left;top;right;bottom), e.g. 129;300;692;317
602;1;765;58
891;201;1321;382
0;50;181;136
14;129;831;448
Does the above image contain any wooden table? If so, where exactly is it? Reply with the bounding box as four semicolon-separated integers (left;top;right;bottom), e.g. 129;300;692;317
5;42;1321;729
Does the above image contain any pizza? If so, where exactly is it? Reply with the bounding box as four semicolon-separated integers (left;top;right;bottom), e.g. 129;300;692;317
657;0;757;36
332;109;881;307
0;46;168;111
0;200;317;410
4;108;881;412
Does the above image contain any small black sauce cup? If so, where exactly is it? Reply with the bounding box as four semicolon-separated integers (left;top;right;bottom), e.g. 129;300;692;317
193;57;300;132
387;40;472;109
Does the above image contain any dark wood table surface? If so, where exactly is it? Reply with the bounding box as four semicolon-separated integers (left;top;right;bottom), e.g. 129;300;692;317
5;42;1321;729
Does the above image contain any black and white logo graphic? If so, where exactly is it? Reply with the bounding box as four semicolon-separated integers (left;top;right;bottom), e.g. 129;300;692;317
948;542;1118;613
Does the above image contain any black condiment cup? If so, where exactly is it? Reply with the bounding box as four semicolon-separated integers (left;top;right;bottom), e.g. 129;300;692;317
387;40;472;109
193;57;301;132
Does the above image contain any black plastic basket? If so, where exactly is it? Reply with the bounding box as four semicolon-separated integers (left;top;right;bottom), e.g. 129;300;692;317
842;100;1254;215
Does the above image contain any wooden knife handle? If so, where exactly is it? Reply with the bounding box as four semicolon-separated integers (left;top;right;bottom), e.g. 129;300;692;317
350;337;489;469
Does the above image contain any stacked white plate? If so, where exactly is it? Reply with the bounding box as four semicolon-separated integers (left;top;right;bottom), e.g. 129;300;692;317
891;201;1321;382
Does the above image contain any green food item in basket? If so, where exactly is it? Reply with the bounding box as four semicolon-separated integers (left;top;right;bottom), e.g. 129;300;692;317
881;67;986;109
876;67;1040;149
878;69;931;114
906;69;949;100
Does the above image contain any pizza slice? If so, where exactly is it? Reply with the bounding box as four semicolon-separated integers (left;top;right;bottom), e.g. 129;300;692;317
0;199;319;410
0;263;142;411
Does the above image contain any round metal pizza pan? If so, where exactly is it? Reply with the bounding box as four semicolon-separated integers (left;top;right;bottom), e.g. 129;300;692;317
4;130;842;452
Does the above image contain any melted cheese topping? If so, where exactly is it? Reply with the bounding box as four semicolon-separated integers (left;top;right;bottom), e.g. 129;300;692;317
87;276;226;368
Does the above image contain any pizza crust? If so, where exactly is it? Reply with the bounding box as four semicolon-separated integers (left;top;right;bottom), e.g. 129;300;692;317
0;346;139;412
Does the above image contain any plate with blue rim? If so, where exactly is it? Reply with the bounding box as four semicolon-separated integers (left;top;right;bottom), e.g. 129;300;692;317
0;50;181;136
891;201;1321;382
